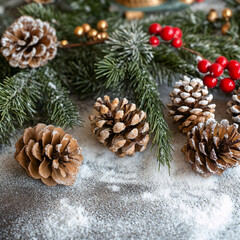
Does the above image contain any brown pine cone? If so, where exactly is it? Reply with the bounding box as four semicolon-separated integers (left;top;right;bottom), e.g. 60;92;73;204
182;119;240;177
89;96;150;157
1;16;57;69
15;124;83;186
227;87;240;124
167;76;216;134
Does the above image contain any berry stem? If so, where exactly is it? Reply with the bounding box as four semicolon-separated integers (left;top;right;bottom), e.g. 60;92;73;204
161;42;205;59
181;46;204;59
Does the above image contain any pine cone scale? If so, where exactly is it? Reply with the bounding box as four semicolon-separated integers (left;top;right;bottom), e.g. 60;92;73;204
28;161;41;179
26;139;39;165
39;158;52;179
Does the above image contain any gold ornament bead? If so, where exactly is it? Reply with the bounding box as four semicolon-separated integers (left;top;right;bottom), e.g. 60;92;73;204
207;9;218;22
221;22;231;35
81;23;91;33
222;8;233;21
100;32;109;40
87;29;98;39
97;20;108;32
74;26;85;37
60;40;69;46
96;33;103;40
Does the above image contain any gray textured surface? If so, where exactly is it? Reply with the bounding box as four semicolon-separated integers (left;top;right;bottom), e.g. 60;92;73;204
2;1;240;240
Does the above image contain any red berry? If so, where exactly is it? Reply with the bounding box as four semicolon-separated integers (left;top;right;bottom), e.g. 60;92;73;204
171;38;182;48
229;65;240;80
227;60;240;70
215;56;228;68
196;0;204;2
209;63;224;77
172;27;182;38
203;75;218;88
197;59;211;73
149;36;160;47
160;26;174;41
149;23;162;35
220;78;235;93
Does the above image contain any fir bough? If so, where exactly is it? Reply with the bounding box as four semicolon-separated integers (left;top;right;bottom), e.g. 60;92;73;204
96;24;172;166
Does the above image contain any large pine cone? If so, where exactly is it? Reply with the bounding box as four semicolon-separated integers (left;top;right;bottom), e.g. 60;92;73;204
167;76;216;134
15;124;83;186
1;16;57;68
182;119;240;177
89;96;150;157
227;87;240;124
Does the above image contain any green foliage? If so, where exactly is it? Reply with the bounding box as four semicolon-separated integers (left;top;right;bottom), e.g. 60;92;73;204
0;71;41;144
223;0;240;8
0;67;81;144
37;67;82;128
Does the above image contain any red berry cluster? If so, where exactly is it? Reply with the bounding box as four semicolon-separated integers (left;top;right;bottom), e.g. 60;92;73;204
149;23;183;48
198;56;240;93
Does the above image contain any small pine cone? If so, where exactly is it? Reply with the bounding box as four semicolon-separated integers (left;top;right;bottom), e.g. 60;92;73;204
167;76;216;134
15;124;83;186
227;87;240;124
89;96;150;157
182;119;240;177
1;16;57;69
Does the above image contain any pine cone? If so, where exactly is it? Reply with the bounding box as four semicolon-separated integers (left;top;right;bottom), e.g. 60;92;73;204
15;124;83;186
182;119;240;177
1;16;57;69
89;96;150;157
167;76;216;133
227;87;240;124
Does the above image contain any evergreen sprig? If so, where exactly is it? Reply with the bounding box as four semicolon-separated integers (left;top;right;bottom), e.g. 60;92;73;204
0;71;41;144
0;67;82;144
96;23;172;166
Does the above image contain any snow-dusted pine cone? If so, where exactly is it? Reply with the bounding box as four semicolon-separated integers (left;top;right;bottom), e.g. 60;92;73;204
89;96;150;157
227;87;240;124
167;76;216;134
15;124;83;186
182;119;240;177
1;16;57;68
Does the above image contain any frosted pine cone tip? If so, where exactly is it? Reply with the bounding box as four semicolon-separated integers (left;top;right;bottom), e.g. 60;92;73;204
89;95;150;157
15;124;83;186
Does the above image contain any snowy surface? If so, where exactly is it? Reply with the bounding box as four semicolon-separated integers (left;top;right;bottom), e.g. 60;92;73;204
2;1;240;240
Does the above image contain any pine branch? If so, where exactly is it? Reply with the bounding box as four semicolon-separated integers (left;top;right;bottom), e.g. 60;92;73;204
223;0;240;7
96;23;172;167
36;67;82;128
0;71;42;144
130;64;172;167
